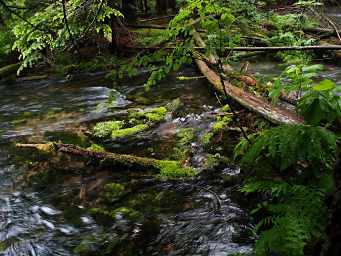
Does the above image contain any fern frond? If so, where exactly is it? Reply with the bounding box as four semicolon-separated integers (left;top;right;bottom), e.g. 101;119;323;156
241;125;336;172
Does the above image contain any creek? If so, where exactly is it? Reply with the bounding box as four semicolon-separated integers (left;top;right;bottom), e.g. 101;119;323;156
0;69;253;256
0;58;340;255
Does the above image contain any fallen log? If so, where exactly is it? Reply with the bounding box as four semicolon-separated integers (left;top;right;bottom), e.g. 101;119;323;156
195;59;303;124
192;32;303;125
16;143;195;177
17;142;159;169
305;27;341;36
123;45;341;52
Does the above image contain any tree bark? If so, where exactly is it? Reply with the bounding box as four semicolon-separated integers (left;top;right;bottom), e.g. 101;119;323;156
193;32;303;125
16;142;161;171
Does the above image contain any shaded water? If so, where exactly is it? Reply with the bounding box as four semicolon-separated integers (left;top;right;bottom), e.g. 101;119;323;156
0;70;253;255
1;58;340;255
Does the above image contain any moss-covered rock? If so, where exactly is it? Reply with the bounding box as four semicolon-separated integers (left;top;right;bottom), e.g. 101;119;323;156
111;124;149;139
92;106;168;140
156;160;196;179
128;106;167;124
92;121;124;138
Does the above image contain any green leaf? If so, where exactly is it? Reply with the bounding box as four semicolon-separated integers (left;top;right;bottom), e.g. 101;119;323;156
313;79;335;91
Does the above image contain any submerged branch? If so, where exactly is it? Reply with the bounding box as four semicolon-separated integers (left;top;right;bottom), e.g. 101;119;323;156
16;143;195;178
17;142;159;170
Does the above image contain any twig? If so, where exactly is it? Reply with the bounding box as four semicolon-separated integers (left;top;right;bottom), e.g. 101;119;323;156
61;0;81;57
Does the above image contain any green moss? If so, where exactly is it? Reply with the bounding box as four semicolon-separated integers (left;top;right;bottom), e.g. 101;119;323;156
202;132;214;145
145;106;167;122
156;160;196;179
128;106;167;124
111;124;148;139
87;143;105;152
104;183;125;199
212;115;233;132
221;104;231;112
92;121;124;138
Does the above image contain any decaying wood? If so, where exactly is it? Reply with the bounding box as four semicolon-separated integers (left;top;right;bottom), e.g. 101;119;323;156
193;32;303;125
195;58;303;124
16;142;161;171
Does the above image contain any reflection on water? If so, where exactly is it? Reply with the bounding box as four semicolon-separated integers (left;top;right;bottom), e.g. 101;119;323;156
0;69;253;256
1;60;339;255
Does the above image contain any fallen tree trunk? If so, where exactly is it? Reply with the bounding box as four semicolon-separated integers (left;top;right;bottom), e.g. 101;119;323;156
123;45;341;52
195;59;303;124
305;27;341;36
16;143;194;177
193;32;303;125
16;142;160;170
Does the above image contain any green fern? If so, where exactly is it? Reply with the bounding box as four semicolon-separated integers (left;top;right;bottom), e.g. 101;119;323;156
241;180;328;256
240;125;336;172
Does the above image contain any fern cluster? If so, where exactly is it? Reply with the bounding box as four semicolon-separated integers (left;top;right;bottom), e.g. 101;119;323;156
241;180;328;256
239;125;336;172
236;124;336;255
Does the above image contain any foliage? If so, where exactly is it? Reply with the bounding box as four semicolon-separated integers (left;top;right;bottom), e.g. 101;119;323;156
239;124;336;172
266;13;317;63
1;0;122;73
236;123;337;255
297;79;341;125
241;180;328;256
0;29;15;61
104;182;125;200
269;64;323;103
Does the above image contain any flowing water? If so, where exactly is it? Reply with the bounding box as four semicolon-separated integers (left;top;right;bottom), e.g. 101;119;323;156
1;57;340;255
0;69;253;256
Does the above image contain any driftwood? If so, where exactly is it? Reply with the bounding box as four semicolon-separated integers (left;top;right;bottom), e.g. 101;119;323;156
193;32;303;125
16;143;161;171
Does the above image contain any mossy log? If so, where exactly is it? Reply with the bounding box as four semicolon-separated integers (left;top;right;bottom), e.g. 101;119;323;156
193;32;303;125
17;142;159;169
0;63;19;78
16;143;195;178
